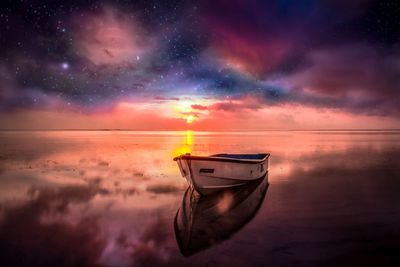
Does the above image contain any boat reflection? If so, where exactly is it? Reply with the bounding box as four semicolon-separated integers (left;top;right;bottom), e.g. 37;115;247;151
174;175;269;256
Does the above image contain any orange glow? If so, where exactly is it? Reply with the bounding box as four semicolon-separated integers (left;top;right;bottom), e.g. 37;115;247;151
1;98;400;130
171;130;193;157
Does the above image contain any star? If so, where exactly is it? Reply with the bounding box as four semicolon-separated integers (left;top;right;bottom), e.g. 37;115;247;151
61;62;69;70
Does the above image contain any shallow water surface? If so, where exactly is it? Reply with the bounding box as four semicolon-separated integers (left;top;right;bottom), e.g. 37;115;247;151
0;130;399;266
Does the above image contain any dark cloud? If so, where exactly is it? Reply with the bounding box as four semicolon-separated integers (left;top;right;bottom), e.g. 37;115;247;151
286;44;400;115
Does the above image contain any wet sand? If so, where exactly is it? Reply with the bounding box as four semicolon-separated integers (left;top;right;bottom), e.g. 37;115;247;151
0;130;399;266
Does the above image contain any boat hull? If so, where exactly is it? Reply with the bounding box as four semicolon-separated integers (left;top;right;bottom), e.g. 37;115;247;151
175;154;269;195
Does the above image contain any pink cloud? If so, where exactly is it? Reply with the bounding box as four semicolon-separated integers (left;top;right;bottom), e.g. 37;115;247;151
208;97;263;112
191;104;208;111
73;7;154;65
202;1;296;76
154;96;180;101
210;27;292;75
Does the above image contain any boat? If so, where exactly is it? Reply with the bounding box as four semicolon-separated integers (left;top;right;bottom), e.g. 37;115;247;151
174;176;269;256
173;153;270;195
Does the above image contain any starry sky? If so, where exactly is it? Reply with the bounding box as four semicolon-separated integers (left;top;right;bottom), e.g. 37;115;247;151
0;0;399;130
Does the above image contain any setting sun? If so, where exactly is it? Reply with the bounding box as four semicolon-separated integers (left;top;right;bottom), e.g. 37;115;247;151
186;115;195;124
171;97;212;124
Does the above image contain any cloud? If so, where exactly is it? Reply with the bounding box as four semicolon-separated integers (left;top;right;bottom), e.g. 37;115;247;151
285;44;400;116
73;7;154;65
209;98;263;112
179;111;200;118
155;96;180;101
191;104;208;111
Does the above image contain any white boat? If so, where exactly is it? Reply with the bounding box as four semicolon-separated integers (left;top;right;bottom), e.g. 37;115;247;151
174;153;270;195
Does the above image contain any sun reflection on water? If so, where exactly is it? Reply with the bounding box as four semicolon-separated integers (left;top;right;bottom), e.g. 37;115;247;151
172;130;193;157
185;130;193;145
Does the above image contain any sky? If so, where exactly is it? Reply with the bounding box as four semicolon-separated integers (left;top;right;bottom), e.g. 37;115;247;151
0;0;399;130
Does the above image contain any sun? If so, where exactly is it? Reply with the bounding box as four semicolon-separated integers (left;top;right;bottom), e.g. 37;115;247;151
172;99;198;124
169;97;213;124
186;115;195;124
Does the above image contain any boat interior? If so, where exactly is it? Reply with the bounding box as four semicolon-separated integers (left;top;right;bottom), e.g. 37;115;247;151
211;153;270;160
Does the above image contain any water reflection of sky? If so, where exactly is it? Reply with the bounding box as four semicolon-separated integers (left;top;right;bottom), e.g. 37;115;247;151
0;131;400;266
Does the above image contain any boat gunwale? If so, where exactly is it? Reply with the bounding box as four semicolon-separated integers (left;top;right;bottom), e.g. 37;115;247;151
173;154;270;164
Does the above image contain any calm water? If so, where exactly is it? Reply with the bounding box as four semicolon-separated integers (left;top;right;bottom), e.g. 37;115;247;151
0;130;399;266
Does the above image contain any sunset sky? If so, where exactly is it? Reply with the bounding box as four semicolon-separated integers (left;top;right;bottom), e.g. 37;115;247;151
0;1;399;130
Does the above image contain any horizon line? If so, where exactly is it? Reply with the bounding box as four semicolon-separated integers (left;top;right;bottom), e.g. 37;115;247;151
1;128;400;132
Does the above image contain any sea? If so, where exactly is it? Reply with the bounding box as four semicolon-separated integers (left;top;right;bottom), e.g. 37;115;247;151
0;130;399;266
